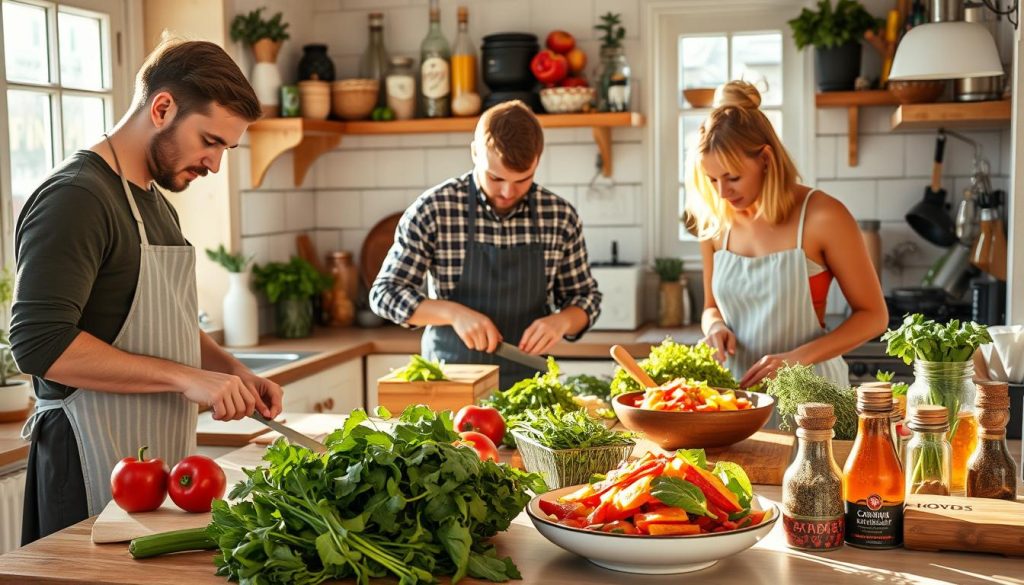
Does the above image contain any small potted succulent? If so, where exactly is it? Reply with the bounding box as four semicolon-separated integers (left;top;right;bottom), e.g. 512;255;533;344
654;257;685;327
788;0;880;91
0;269;31;422
206;245;257;347
230;7;291;116
253;257;331;339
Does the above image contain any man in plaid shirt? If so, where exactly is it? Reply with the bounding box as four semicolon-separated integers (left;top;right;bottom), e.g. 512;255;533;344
370;101;602;388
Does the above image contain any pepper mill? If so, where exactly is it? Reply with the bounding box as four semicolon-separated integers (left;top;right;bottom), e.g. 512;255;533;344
966;381;1018;499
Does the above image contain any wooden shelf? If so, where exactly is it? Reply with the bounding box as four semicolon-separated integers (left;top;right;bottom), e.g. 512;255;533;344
246;112;645;188
890;99;1011;130
815;90;900;167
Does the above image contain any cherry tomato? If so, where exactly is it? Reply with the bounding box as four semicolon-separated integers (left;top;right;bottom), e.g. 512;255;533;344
110;446;168;513
455;431;499;462
168;455;227;513
453;405;506;447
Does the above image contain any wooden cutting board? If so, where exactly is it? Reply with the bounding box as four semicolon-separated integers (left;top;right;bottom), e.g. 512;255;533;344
904;494;1024;557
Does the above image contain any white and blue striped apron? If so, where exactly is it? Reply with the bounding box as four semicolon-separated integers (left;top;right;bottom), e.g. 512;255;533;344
21;135;200;516
711;190;849;399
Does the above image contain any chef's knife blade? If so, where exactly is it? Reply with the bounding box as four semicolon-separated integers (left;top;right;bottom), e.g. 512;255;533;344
495;342;548;371
250;411;328;453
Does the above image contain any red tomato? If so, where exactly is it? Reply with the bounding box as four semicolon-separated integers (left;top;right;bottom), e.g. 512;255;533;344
168;455;227;513
455;431;499;462
110;446;168;513
453;405;506;447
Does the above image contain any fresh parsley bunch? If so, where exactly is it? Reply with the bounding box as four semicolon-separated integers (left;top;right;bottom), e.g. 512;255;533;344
481;358;582;447
610;339;739;397
209;406;546;585
511;408;637;450
882;314;992;364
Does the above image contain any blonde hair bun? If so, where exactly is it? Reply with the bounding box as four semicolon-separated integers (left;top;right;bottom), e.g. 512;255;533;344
714;81;761;110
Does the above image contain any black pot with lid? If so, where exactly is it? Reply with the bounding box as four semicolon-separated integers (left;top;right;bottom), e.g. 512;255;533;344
481;32;538;92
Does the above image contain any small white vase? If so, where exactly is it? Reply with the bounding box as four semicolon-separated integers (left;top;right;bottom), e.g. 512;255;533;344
223;271;259;347
251;62;282;117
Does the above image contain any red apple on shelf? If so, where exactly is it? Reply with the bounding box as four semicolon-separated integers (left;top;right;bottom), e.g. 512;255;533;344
546;30;576;54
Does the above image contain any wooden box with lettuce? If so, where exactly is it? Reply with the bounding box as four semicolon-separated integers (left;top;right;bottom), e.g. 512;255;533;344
377;354;499;413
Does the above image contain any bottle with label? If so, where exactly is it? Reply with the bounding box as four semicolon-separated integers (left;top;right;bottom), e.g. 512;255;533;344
782;403;845;552
386;56;417;121
450;6;476;100
966;381;1018;500
419;0;451;118
359;12;390;107
843;384;904;549
904;405;951;496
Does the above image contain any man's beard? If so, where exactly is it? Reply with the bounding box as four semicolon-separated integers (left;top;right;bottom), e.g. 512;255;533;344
148;123;206;192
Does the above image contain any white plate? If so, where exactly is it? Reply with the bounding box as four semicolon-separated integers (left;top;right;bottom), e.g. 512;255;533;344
527;486;778;575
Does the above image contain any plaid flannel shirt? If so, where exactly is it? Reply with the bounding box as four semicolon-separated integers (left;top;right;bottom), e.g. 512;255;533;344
369;173;602;338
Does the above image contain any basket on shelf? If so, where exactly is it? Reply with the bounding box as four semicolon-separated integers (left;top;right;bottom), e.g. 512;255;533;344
512;430;635;490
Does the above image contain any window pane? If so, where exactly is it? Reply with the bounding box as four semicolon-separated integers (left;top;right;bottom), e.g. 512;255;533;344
3;0;50;84
58;10;105;90
62;94;105;158
678;114;707;184
8;90;53;209
680;35;727;106
764;109;783;137
732;32;783;106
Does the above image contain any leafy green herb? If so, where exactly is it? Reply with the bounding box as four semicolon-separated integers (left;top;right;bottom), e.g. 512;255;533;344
610;339;738;397
511;409;637;450
653;258;684;282
253;257;332;303
764;364;858;440
563;374;613;403
674;448;708;470
882;314;992;364
788;0;880;50
229;7;290;45
876;370;909;396
650;476;716;519
594;12;625;50
393;354;447;382
481;358;582;447
713;461;753;510
201;406;545;584
205;244;253;273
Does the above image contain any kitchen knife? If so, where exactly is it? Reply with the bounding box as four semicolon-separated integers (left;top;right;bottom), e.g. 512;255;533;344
250;411;328;453
495;342;548;372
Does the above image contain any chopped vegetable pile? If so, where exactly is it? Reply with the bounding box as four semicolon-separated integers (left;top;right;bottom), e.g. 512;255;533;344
635;378;753;412
610;339;739;397
539;449;767;536
393;354;448;382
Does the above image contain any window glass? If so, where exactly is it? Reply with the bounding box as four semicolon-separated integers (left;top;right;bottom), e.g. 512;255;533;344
3;1;50;84
8;89;53;206
58;10;105;90
62;94;105;157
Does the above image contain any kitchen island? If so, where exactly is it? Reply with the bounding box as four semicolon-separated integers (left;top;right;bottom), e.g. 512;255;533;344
1;428;1020;585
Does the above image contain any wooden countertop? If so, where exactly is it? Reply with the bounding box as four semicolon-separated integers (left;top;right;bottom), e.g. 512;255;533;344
1;426;1020;585
0;324;700;469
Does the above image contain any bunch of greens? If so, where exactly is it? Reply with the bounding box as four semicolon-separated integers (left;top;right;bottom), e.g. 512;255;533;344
229;7;290;45
481;358;582;447
594;12;625;50
511;408;637;450
882;314;992;364
130;407;545;584
563;374;612;403
788;0;880;50
653;258;684;283
205;244;253;273
764;364;858;440
253;257;332;303
875;370;909;396
393;354;447;382
610;339;738;397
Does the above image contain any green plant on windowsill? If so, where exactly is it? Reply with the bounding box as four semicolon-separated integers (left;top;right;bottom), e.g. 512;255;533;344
205;244;253;273
229;7;290;46
788;0;880;50
654;257;684;283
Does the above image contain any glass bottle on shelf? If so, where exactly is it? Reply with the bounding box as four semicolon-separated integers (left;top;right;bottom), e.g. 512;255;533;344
904;405;952;496
597;46;631;112
419;0;451;118
450;6;476;100
843;384;904;549
359;12;390;107
386;56;417;121
966;381;1018;500
782;403;845;552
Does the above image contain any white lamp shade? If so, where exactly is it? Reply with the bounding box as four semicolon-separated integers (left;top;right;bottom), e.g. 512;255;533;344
888;21;1004;80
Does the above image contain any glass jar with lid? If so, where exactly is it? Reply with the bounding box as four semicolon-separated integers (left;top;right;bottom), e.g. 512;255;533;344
386;56;417;120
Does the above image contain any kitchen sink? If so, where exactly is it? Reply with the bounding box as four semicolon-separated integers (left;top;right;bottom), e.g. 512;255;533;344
228;350;319;373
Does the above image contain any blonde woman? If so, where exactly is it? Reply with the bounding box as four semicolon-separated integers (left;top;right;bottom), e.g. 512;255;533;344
690;81;887;389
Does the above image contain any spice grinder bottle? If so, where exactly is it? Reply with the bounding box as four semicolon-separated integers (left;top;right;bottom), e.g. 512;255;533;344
782;403;845;551
966;381;1018;499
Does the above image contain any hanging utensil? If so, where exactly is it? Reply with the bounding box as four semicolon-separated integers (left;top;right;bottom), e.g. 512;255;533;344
906;131;957;247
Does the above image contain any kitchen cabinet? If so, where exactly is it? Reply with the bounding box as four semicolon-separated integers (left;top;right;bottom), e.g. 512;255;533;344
246;112;645;188
281;359;364;414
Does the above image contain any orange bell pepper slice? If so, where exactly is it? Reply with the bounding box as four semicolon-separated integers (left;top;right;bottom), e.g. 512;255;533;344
647;523;701;536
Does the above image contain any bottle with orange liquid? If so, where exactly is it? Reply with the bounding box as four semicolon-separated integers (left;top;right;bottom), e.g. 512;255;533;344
843;384;904;549
450;7;476;102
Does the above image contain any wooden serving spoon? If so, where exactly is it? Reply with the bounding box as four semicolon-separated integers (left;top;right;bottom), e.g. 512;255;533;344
609;345;658;389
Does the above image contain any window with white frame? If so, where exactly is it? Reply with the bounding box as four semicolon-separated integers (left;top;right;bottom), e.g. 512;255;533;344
0;0;124;255
650;3;809;259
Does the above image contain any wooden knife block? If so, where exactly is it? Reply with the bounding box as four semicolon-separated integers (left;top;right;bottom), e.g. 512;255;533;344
904;494;1024;557
377;364;499;414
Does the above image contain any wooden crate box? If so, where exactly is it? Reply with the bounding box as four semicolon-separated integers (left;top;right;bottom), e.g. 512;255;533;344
377;364;499;414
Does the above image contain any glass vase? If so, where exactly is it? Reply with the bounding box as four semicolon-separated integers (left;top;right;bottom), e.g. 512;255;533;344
906;360;976;494
275;297;313;339
597;46;631;112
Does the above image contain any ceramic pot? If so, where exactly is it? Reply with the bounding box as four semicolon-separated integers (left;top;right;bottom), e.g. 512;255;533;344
251;39;283;118
298;44;335;82
222;271;259;347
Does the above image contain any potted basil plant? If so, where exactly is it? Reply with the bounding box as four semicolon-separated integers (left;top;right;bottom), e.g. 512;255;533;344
788;0;880;91
253;257;331;339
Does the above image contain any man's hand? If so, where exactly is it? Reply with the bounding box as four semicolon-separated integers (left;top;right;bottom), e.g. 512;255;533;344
701;321;736;364
235;370;284;419
451;305;503;353
179;370;266;421
519;313;572;355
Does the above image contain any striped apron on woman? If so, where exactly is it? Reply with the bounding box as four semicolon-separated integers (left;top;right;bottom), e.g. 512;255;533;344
21;135;200;518
711;190;849;400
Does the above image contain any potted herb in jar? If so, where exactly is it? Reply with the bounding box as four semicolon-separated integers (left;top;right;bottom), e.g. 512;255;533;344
206;245;257;347
511;408;638;489
230;7;291;117
882;314;992;494
594;12;630;112
788;0;880;91
253;257;331;339
654;257;687;327
0;269;31;422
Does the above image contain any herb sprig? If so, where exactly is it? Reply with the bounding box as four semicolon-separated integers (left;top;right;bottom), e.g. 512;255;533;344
511;409;637;450
882;314;992;364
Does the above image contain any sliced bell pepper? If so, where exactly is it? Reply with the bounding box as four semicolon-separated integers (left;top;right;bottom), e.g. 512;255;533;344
634;508;690;532
648;523;701;536
538;499;591;520
612;474;654;512
683;463;742;513
600;520;640;535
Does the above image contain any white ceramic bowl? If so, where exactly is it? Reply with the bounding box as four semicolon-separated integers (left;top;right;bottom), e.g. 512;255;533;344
527;485;778;574
539;87;596;114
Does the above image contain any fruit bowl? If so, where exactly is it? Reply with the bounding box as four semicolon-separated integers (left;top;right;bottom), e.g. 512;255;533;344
539;87;596;114
527;485;778;574
683;87;717;108
612;390;774;449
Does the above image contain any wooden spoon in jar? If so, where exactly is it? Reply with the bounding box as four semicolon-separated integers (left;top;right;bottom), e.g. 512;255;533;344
609;345;658;389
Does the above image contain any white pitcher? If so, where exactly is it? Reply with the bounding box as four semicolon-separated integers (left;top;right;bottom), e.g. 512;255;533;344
223;270;259;347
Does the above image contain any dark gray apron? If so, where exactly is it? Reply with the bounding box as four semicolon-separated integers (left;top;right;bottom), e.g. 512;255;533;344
421;176;548;389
